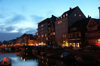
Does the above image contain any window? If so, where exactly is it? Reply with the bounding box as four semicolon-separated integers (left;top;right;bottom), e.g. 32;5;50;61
41;24;44;27
61;16;62;19
58;21;60;24
66;13;68;16
46;37;48;40
74;14;76;16
41;35;44;37
63;15;65;18
53;32;55;35
79;14;81;16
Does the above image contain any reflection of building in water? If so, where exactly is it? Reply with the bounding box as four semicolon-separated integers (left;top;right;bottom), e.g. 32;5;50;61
18;47;36;61
37;57;65;66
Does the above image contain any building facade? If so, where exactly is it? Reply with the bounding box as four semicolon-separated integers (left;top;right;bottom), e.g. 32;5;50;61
68;18;90;48
38;15;57;46
86;18;100;46
55;6;86;47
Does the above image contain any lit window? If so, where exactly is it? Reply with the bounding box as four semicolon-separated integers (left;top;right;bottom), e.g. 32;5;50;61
98;39;100;42
53;32;55;35
74;14;76;16
79;14;81;16
41;25;44;27
76;43;80;47
41;35;44;37
63;15;65;18
58;21;60;24
46;37;48;40
66;13;68;16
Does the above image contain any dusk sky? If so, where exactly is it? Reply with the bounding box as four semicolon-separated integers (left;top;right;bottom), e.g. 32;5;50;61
0;0;100;41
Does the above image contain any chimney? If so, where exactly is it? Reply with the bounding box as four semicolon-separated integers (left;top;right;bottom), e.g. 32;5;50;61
98;7;100;19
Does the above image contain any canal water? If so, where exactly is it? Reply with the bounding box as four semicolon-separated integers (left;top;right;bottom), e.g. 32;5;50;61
0;53;38;66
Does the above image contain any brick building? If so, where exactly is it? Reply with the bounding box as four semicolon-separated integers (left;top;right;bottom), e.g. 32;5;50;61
86;18;100;46
37;15;57;46
68;18;90;47
55;6;86;46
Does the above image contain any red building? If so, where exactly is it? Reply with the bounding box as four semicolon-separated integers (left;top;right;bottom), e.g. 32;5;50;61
86;18;100;46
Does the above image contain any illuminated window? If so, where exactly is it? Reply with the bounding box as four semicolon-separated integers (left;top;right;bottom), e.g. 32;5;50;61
46;37;48;40
63;15;65;18
53;32;55;35
76;43;80;47
79;14;81;16
72;43;75;47
58;21;60;24
66;13;68;16
41;25;44;27
98;39;100;42
74;14;76;16
41;35;44;37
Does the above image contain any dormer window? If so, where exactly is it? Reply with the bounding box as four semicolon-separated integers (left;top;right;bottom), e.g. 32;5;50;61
66;13;68;16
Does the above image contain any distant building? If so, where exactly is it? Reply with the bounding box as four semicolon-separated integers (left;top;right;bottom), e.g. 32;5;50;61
55;6;86;47
9;34;38;46
86;18;100;46
37;15;57;46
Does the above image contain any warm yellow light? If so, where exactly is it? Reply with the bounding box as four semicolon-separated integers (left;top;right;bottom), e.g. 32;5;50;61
65;42;69;46
76;43;80;47
72;43;75;47
62;41;68;47
98;39;100;42
46;37;48;40
39;42;46;46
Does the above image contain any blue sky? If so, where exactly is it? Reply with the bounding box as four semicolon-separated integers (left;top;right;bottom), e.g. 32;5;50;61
0;0;100;41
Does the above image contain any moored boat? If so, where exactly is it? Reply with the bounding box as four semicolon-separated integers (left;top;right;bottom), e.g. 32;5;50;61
1;57;11;66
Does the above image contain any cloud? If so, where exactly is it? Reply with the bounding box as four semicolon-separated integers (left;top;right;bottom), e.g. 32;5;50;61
5;26;15;31
5;14;26;25
0;14;41;41
0;32;22;41
31;15;44;23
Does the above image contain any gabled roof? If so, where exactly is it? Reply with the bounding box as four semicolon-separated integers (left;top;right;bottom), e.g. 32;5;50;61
38;15;57;25
38;18;50;25
62;6;80;16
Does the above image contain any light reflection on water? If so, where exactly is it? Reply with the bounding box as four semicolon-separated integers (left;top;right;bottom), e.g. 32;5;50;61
0;53;38;66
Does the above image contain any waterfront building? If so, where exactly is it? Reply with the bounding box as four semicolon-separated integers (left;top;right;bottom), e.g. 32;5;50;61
86;18;100;46
55;6;86;47
37;15;57;46
68;18;90;47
